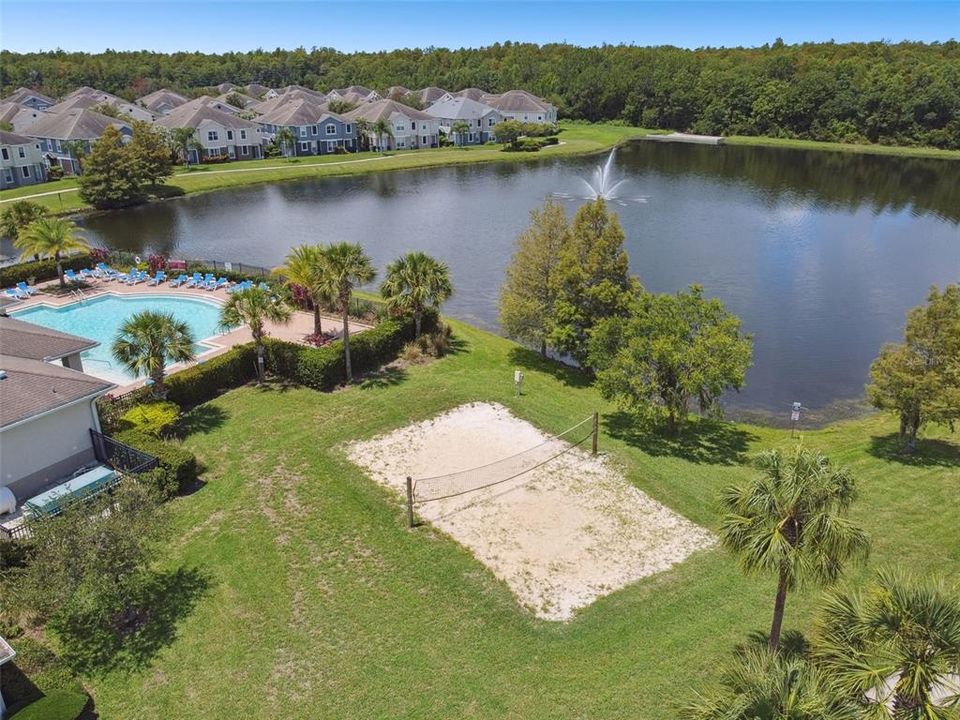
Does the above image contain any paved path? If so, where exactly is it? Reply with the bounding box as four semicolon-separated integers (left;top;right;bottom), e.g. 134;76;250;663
0;152;417;204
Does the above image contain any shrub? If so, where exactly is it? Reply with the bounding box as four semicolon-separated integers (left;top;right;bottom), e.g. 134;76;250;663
9;690;88;720
46;165;64;180
118;401;179;437
163;344;258;407
113;429;198;497
0;254;93;287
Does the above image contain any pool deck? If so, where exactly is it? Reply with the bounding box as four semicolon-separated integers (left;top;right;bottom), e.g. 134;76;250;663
7;278;373;394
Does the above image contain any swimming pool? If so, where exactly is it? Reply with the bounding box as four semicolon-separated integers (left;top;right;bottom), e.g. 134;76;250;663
12;294;227;385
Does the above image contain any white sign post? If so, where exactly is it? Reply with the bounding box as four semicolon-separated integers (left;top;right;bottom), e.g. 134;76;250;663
790;402;805;437
514;369;524;397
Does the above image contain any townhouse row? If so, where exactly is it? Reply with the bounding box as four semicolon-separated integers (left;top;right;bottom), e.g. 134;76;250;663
0;83;558;189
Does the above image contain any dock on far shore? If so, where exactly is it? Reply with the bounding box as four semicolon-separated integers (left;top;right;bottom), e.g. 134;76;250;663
644;132;725;145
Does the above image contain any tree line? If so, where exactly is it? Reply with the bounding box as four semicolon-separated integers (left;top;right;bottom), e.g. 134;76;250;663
2;40;959;147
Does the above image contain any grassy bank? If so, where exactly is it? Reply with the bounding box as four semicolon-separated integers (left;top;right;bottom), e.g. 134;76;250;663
76;319;958;719
724;134;960;160
0;123;656;215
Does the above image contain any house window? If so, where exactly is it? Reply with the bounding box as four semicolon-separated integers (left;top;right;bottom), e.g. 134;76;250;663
241;145;249;156
411;121;416;130
488;118;496;126
311;126;318;135
240;130;246;140
395;124;405;131
299;141;310;152
207;148;221;157
325;124;336;135
207;130;219;142
326;140;335;152
0;148;8;160
299;127;307;137
422;135;427;144
21;166;30;178
226;130;234;141
397;140;406;148
17;147;26;158
345;124;352;133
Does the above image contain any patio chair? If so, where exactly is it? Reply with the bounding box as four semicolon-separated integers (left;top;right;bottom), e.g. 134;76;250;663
15;281;37;295
184;273;203;288
80;268;99;282
169;274;188;288
95;262;118;279
208;277;230;291
3;287;28;300
114;266;137;283
127;270;147;285
147;271;167;286
63;269;82;284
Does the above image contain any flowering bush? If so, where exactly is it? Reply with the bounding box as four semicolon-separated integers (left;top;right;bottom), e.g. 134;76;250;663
288;283;314;311
147;254;168;273
89;247;111;263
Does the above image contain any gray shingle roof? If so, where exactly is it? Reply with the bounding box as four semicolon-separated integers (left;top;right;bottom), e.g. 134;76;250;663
454;88;488;101
425;97;498;121
155;102;259;131
20;108;131;140
138;88;189;113
482;90;553;114
256;99;336;126
1;87;54;106
0;316;99;361
0;353;114;429
344;99;435;123
0;130;36;146
418;87;451;105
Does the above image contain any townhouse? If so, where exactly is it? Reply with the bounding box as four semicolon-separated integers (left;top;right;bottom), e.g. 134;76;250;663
0;102;49;134
155;103;263;162
53;86;155;122
328;85;380;104
344;99;440;151
0;87;55;110
256;99;356;155
0;131;47;189
417;86;453;107
481;90;558;124
425;97;503;145
21;108;132;175
137;88;190;115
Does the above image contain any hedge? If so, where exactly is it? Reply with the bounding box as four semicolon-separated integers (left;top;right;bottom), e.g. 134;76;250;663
264;312;430;391
163;344;258;407
9;690;88;720
0;254;94;287
113;429;198;499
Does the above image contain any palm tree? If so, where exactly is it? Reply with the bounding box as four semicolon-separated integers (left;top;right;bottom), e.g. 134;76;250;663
814;568;960;718
380;251;452;337
14;217;90;288
0;201;47;259
719;446;870;650
372;119;393;152
219;285;292;382
170;127;197;167
272;244;330;335
354;118;372;152
112;311;196;394
60;139;88;174
318;242;376;383
275;127;296;158
451;120;470;147
682;644;860;720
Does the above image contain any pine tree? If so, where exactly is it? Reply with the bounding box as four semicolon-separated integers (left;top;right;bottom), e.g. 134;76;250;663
548;198;635;366
498;200;571;356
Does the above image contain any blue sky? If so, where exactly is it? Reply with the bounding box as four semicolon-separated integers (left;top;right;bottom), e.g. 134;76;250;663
1;1;957;53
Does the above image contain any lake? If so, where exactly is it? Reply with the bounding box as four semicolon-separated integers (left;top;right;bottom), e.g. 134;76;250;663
66;142;960;419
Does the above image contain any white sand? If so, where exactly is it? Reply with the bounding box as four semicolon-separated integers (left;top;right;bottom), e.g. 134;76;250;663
346;402;715;621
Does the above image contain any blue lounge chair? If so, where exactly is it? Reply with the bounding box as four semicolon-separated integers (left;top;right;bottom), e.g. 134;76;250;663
207;277;230;291
169;274;188;288
64;269;82;284
127;270;147;285
95;262;118;280
16;281;37;296
3;287;27;300
80;268;98;282
147;271;167;286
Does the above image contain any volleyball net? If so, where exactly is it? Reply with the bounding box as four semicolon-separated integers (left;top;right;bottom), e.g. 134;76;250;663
405;413;598;522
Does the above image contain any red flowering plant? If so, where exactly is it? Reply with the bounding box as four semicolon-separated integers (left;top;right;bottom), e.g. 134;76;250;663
147;254;168;273
89;247;111;264
288;283;314;312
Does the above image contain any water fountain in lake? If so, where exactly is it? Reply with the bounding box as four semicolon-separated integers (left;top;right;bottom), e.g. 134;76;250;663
551;148;648;206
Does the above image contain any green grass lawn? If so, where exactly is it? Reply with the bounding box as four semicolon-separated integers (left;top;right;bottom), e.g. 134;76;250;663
725;134;960;160
0;123;655;215
81;320;959;719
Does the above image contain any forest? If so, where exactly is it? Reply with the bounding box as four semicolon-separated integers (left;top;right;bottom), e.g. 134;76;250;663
2;40;959;148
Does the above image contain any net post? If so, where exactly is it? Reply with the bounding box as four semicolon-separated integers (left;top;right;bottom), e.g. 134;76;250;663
592;412;599;455
405;476;415;528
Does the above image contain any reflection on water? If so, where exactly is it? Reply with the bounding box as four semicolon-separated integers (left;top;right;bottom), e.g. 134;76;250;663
32;141;959;417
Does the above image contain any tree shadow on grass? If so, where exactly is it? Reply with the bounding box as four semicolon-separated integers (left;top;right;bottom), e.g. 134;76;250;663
359;365;408;390
867;433;960;468
58;566;211;676
603;411;757;466
146;183;185;199
175;404;228;438
507;346;593;389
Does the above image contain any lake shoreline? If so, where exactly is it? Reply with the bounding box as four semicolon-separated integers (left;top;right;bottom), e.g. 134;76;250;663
2;122;957;218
